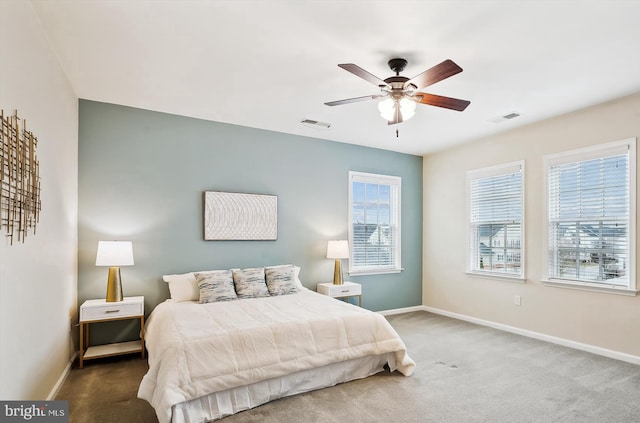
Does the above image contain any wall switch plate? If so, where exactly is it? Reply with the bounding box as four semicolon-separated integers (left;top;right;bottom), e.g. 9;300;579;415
514;295;521;306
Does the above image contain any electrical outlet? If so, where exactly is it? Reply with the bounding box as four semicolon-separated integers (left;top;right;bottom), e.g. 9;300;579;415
514;295;521;306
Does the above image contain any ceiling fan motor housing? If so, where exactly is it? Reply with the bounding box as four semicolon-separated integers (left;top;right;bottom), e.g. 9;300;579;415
384;59;416;97
382;76;417;98
388;58;408;74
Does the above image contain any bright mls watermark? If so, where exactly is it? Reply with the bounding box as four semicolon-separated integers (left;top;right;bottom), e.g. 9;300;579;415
1;401;68;422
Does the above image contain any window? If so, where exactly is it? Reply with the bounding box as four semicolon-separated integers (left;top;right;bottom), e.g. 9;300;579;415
467;161;524;279
348;171;401;275
544;139;636;294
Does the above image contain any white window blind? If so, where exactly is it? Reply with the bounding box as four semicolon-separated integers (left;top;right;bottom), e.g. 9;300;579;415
467;161;524;278
545;139;636;291
348;171;401;275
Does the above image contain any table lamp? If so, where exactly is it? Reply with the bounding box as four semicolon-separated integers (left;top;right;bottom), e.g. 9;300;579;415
327;240;349;285
95;241;134;302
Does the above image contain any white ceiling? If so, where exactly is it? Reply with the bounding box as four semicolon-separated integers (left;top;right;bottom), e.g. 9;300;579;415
31;0;640;156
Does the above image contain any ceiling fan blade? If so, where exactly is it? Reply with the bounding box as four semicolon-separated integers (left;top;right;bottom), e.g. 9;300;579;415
324;95;380;106
338;63;388;87
408;59;463;90
416;93;470;111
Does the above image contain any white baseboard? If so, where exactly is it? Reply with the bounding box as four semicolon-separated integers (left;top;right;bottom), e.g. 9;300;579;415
421;306;640;366
377;305;425;316
47;352;77;400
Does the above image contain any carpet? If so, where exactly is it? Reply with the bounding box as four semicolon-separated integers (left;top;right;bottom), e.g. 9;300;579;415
56;311;640;422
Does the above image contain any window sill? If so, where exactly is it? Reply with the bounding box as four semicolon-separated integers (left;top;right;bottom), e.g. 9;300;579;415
348;268;403;277
466;271;526;283
543;279;638;296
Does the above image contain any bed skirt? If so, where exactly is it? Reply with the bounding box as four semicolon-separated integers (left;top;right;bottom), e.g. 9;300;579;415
172;353;389;422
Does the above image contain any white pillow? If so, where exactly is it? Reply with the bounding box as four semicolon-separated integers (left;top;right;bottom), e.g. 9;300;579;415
162;272;199;302
293;265;303;288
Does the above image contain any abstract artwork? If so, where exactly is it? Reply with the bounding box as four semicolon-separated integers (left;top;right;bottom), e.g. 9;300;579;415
204;191;277;240
0;110;41;244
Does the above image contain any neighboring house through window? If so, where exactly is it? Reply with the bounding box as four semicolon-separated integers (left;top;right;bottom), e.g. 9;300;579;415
467;161;525;279
544;138;636;294
348;171;401;275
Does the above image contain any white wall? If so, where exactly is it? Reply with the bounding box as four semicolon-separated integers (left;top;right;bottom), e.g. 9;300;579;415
423;92;640;358
0;1;78;399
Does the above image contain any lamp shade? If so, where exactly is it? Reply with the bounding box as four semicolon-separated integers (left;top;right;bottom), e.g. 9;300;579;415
327;240;349;259
378;98;396;121
398;97;416;120
96;241;134;266
378;97;417;122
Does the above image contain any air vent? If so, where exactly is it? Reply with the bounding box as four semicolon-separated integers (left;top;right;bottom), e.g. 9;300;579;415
301;119;331;129
489;112;521;124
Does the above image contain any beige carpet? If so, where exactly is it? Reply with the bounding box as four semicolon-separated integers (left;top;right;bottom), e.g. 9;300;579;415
56;311;640;422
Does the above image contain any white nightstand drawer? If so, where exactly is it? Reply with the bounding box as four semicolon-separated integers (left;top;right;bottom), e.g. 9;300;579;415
318;282;361;297
80;296;144;322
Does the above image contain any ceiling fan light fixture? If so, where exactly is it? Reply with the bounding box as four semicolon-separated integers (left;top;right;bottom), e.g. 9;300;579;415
399;97;416;120
378;97;396;121
377;97;416;122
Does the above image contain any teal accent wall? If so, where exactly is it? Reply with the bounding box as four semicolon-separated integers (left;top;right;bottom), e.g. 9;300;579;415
78;100;422;344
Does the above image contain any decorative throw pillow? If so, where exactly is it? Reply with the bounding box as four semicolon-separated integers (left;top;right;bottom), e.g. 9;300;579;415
266;264;304;289
162;272;199;302
265;264;299;296
232;267;270;299
195;270;238;303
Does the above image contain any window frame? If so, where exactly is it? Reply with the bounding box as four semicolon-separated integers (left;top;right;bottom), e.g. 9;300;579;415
542;138;637;295
348;171;402;276
466;160;526;281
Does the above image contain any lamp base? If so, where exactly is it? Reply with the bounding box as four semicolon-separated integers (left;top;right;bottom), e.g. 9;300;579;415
106;266;124;302
333;259;343;285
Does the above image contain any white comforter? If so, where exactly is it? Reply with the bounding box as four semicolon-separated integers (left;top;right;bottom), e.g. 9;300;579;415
138;288;415;423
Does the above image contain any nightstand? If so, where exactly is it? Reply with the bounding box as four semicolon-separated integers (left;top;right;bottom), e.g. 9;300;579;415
79;296;145;368
316;282;362;306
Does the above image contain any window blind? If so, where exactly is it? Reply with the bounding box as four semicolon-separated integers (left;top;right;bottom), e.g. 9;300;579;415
349;172;401;274
547;145;630;286
468;162;524;277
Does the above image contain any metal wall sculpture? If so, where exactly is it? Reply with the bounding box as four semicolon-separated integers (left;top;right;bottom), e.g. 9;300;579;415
0;110;41;244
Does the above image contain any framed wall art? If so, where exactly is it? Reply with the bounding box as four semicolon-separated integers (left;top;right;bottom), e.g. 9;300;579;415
204;191;277;240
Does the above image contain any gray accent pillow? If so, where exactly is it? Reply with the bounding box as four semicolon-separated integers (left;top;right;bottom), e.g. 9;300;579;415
195;270;238;303
265;265;299;296
232;267;270;299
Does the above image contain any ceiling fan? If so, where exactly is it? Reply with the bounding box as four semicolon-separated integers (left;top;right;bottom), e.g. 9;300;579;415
325;58;470;125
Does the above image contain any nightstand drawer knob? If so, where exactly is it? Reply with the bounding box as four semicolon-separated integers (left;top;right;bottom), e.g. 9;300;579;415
105;309;120;313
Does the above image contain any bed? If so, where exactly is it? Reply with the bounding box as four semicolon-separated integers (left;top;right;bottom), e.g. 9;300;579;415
138;265;415;423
